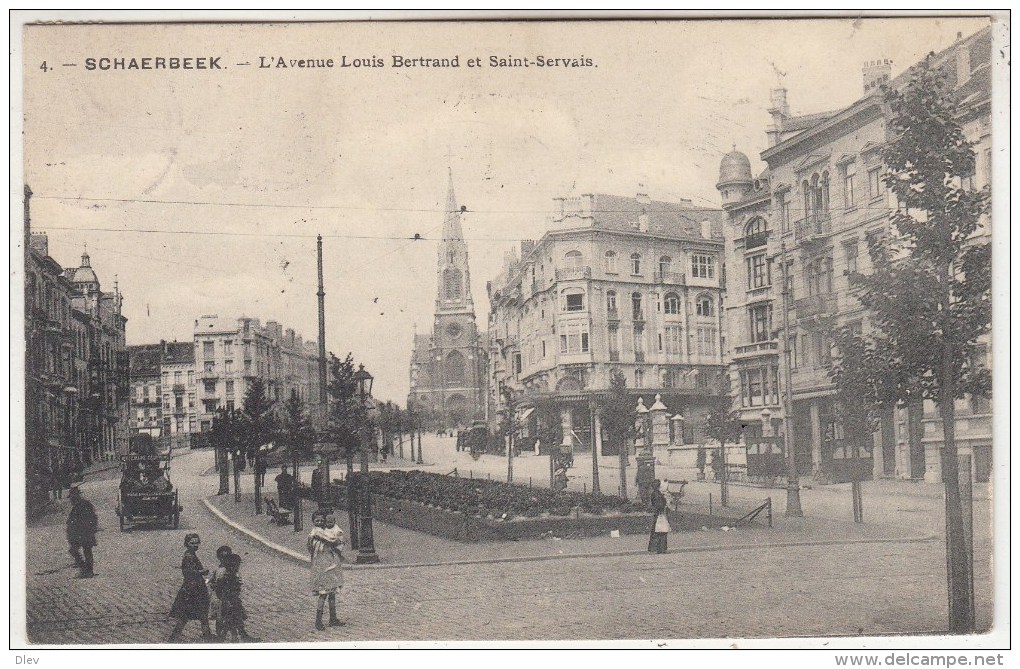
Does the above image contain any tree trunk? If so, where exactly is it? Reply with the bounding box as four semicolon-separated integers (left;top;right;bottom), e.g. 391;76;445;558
720;440;729;507
292;447;302;532
941;365;975;633
217;446;230;495
619;437;628;500
253;454;262;515
232;453;241;502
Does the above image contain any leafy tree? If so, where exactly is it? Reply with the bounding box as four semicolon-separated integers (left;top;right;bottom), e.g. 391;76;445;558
599;370;635;499
324;353;371;468
210;406;244;496
279;392;316;530
830;56;991;633
703;377;744;506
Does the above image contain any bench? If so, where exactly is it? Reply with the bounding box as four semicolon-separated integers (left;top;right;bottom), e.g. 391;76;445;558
264;496;292;525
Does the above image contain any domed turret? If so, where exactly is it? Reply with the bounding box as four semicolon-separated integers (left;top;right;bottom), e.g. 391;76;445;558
717;148;754;206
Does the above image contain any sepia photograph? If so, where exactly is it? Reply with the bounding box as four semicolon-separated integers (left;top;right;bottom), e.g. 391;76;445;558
10;10;1009;657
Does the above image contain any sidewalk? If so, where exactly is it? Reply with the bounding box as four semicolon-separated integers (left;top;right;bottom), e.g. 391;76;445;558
204;490;935;571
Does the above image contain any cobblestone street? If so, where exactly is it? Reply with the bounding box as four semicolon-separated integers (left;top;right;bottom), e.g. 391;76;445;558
22;447;994;645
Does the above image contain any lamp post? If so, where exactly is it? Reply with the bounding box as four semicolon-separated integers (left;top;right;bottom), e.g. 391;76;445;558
779;242;804;517
63;386;79;493
353;364;380;564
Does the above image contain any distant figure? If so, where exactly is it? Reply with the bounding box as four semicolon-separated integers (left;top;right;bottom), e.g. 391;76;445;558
254;456;268;487
66;485;98;578
275;465;295;509
307;510;345;631
534;438;541;456
168;533;213;642
647;479;670;554
310;459;325;507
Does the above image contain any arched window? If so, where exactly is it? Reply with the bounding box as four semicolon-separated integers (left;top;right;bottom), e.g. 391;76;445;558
631;292;643;320
443;268;463;301
663;292;680;315
696;295;714;317
561;287;585;312
564;250;583;268
445;350;466;385
630;253;642;275
604;250;618;273
744;217;769;249
659;256;672;275
606;290;617;313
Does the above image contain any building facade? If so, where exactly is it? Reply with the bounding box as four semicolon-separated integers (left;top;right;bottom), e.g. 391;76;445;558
487;192;729;454
128;344;164;438
192;315;321;431
25;185;130;510
407;172;487;428
721;27;992;483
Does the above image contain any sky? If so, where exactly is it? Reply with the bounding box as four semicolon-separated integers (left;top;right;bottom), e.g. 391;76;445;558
19;15;992;403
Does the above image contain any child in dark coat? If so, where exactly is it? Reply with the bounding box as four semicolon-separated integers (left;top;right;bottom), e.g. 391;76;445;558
214;553;258;642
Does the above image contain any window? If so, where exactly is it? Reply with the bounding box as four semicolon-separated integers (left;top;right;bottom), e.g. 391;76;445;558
749;304;773;343
868;168;885;199
541;340;547;358
663;292;680;315
175;396;184;410
744;218;769;249
631;293;644;321
606;290;617;313
513;352;522;376
842;162;857;208
443;268;463;301
739;366;780;407
659;256;672;275
188;393;195;408
691;254;716;279
563;290;585;312
203;341;214;358
634;369;644;388
564;250;583;268
204;381;216;394
225;380;234;395
559;322;590;354
445;350;466;384
136;408;144;420
224;360;234;373
696;295;714;317
783;261;795;299
608;325;620;360
224;340;233;355
187;370;194;384
746;253;771;289
162;371;170;384
632;325;645;360
204;361;215;373
845;241;859;275
777;192;790;233
244;359;252;372
664;325;683;354
226;400;235;412
630;253;642;275
604;251;618;273
696;326;718;357
789;335;799;368
807;256;834;296
174;371;182;383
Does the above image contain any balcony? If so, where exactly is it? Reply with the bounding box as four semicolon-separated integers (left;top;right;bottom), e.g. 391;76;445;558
742;232;769;250
794;212;832;245
653;270;686;284
609;351;620;362
200;371;218;380
734;340;779;359
555;266;591;281
635;352;646;362
172;384;185;393
794;292;838;320
632;311;645;322
607;308;620;322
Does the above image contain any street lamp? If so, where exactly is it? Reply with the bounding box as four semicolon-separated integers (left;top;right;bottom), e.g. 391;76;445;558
353;364;380;564
63;386;79;494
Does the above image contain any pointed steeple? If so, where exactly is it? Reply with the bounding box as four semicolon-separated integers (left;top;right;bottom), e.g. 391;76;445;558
442;167;464;242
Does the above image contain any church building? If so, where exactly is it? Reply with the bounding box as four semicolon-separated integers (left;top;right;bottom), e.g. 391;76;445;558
407;171;487;429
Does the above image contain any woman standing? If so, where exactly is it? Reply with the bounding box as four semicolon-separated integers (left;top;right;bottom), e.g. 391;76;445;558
307;510;345;631
168;533;213;642
647;479;670;554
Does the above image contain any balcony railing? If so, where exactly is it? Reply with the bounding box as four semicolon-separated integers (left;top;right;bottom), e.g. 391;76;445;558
794;292;838;319
554;266;591;281
607;308;620;321
632;310;645;322
653;270;687;284
172;384;185;393
794;212;832;244
743;232;769;250
734;341;779;357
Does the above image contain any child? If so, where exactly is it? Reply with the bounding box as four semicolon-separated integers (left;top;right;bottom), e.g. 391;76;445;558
168;533;212;642
208;546;232;637
214;553;245;642
307;510;345;630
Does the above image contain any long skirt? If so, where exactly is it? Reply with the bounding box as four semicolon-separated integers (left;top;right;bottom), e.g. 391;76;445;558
648;531;668;554
170;580;210;621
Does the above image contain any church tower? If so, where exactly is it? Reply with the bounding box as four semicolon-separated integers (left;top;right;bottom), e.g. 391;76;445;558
407;170;486;429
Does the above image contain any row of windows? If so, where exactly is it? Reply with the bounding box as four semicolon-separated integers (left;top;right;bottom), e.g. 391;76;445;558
563;290;716;317
565;250;717;278
841;162;887;208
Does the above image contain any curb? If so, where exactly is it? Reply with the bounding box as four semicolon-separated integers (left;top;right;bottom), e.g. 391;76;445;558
202;498;938;571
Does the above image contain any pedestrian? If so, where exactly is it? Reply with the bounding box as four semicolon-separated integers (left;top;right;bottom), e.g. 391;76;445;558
168;533;213;642
647;479;670;554
66;485;97;578
310;458;324;507
254;454;267;487
208;545;232;637
307;509;345;631
275;464;294;509
214;553;258;642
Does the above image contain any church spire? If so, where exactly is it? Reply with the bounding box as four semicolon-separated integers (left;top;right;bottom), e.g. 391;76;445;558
442;167;464;242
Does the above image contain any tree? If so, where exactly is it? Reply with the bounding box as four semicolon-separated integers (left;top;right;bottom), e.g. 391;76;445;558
279;393;316;530
210;406;243;498
325;353;370;468
703;377;744;507
830;56;991;633
240;378;277;514
600;370;635;499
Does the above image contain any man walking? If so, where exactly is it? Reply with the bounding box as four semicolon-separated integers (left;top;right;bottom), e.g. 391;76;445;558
275;464;295;509
67;485;98;578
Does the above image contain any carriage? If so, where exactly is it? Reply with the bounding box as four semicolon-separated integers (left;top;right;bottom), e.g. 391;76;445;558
116;451;181;530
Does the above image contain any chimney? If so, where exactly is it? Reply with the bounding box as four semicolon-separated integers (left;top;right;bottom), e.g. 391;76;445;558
161;339;168;355
863;58;892;95
520;239;536;257
29;232;48;256
700;220;713;239
766;87;790;146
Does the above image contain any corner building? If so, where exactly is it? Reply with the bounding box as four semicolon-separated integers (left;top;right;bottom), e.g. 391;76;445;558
488;192;728;454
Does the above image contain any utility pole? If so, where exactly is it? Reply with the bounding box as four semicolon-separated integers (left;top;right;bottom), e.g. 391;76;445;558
316;235;330;502
589;397;600;495
779;241;803;517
